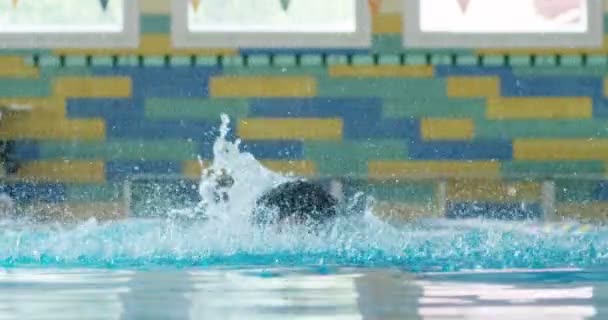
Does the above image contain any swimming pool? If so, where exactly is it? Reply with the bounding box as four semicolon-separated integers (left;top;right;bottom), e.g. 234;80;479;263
3;114;605;319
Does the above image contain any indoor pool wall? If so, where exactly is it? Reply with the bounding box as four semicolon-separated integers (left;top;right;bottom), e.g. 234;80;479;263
3;0;608;222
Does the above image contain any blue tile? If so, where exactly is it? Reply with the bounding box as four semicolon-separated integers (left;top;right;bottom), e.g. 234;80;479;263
501;75;602;97
591;98;608;118
105;161;181;181
592;181;608;201
106;119;227;140
13;141;39;160
409;140;512;160
67;98;142;120
344;118;419;140
435;66;512;77
240;141;303;159
2;182;66;203
91;66;222;98
446;201;542;220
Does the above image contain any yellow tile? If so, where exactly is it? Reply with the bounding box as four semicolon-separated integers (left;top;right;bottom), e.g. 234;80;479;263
476;36;608;55
513;139;608;160
373;201;443;222
238;118;342;140
260;160;317;176
557;202;608;221
53;34;237;56
447;179;541;202
17;160;105;183
487;97;592;119
183;160;316;179
369;161;501;179
420;118;474;140
0;97;65;117
54;77;132;98
372;13;402;34
0;118;105;140
18;202;126;221
329;65;434;77
210;76;317;97
446;76;500;97
182;160;210;180
0;56;38;78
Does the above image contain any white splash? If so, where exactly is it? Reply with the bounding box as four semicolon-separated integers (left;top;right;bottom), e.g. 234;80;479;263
169;113;385;232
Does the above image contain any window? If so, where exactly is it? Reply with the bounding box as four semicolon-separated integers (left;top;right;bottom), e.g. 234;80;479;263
404;0;603;48
0;0;139;48
172;0;371;48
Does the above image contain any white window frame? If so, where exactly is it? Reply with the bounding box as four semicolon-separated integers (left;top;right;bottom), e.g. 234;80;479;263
0;0;139;49
403;0;604;48
171;0;371;48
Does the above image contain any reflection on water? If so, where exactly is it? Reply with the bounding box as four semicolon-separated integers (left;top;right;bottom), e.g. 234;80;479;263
0;268;603;319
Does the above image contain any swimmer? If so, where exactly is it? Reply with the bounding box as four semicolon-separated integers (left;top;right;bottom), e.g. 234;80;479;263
202;167;341;227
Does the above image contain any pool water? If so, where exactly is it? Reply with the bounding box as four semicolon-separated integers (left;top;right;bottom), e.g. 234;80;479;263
0;266;604;319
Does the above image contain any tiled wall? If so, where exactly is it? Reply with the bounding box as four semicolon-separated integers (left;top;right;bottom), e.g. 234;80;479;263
2;0;608;220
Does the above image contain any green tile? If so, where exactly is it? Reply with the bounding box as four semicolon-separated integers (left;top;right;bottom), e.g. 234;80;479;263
482;55;504;66
535;55;556;67
0;79;50;97
118;56;139;66
554;179;597;203
248;55;270;66
65;56;87;67
143;56;165;67
222;66;327;76
430;54;450;65
66;183;122;202
223;56;244;67
274;55;296;67
170;56;191;66
304;140;407;161
300;54;322;66
146;98;249;120
40;140;199;161
405;53;426;65
372;34;403;53
317;78;446;98
352;55;374;65
512;66;608;77
509;55;532;67
378;54;400;65
588;55;607;66
561;55;582;66
141;14;170;34
501;161;604;178
383;97;486;118
91;56;114;67
196;56;219;66
304;140;407;177
39;66;91;78
327;55;348;65
456;54;477;66
476;120;608;139
38;55;60;67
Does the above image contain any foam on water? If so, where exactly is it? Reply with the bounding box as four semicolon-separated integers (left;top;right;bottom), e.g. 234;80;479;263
1;114;608;272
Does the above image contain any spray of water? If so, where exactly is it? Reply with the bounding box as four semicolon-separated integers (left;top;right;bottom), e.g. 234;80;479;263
0;114;607;271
